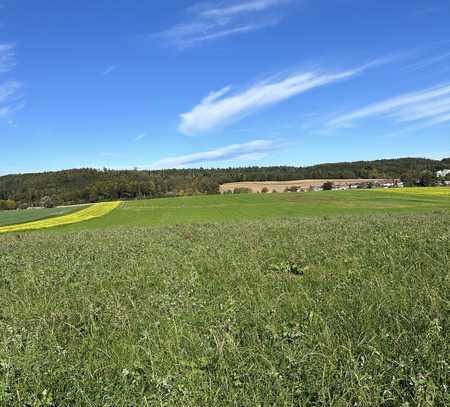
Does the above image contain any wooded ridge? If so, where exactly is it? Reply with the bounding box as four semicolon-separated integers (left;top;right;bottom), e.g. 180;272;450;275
1;157;449;206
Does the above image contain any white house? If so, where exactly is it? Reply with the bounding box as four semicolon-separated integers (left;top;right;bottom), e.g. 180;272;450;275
436;169;450;177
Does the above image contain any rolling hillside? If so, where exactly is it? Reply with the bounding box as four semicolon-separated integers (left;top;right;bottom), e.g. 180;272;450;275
1;157;448;206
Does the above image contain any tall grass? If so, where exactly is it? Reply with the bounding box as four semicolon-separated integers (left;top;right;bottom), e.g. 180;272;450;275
0;214;448;405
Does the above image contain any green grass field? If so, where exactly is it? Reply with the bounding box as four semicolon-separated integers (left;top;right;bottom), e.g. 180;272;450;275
0;189;448;405
56;188;450;232
0;205;88;227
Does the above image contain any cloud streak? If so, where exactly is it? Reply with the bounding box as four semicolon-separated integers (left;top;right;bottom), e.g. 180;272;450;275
102;65;118;76
405;51;450;71
0;82;24;123
150;139;283;169
0;80;22;104
179;62;376;135
199;0;289;18
0;44;24;122
330;83;450;128
157;0;291;49
0;43;15;74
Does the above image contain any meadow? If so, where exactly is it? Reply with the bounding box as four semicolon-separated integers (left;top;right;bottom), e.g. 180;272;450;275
56;188;450;232
0;188;448;405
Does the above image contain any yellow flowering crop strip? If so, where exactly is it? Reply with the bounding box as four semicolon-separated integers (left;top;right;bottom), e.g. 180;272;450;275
0;201;121;234
376;187;450;197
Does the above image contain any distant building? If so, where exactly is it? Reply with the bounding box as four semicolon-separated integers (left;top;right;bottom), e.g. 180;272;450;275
436;169;450;177
382;182;395;188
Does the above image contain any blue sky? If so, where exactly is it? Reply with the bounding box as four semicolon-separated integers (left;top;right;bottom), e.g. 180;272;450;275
1;0;449;174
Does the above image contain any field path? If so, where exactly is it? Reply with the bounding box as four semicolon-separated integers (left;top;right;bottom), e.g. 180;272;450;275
0;201;121;233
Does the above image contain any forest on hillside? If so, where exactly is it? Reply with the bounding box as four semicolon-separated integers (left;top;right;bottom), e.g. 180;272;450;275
1;157;449;207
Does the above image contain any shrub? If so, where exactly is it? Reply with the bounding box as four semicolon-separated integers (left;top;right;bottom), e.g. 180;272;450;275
0;199;17;210
322;182;334;191
418;170;438;187
40;196;55;208
233;188;251;194
261;187;269;193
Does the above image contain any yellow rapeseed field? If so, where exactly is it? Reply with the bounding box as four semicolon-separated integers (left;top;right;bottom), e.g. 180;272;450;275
377;187;450;197
0;201;121;234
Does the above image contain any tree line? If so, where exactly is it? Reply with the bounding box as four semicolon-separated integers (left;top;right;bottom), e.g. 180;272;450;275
0;157;449;208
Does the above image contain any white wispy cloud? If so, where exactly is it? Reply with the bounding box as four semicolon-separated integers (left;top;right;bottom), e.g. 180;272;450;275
330;83;450;128
0;44;24;123
179;62;377;135
136;133;146;141
150;139;284;169
393;95;450;122
177;22;274;46
429;112;450;126
0;43;15;73
199;0;289;18
0;80;21;103
157;0;291;49
0;80;24;122
405;51;450;71
102;65;118;75
0;100;25;121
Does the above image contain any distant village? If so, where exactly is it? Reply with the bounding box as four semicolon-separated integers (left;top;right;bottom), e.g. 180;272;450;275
436;169;450;179
220;170;450;194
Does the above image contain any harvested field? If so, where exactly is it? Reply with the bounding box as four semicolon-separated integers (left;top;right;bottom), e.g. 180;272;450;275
219;178;399;193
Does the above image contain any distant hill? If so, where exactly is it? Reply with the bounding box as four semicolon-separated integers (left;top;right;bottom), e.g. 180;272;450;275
1;157;449;206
